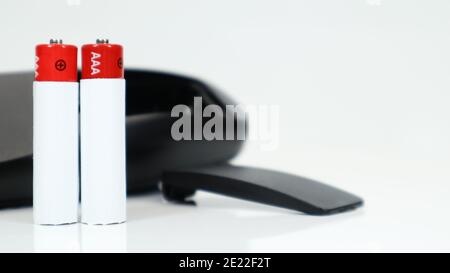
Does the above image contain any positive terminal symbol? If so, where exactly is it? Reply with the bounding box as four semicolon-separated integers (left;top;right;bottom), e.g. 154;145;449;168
55;59;67;71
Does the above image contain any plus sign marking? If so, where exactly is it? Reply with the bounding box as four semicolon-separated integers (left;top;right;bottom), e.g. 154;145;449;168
55;59;67;71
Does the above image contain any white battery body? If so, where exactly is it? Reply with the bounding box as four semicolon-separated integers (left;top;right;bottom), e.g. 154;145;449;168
33;81;79;225
80;78;126;225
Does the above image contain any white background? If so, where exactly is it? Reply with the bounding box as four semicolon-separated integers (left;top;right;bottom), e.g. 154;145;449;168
1;0;450;252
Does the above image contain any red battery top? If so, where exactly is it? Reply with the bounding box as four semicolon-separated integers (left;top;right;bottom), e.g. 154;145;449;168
81;40;123;79
35;41;78;82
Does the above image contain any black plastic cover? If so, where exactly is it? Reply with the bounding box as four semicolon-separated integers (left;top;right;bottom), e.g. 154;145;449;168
162;164;363;215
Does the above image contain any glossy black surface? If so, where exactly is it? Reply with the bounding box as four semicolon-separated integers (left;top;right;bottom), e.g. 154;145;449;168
0;70;245;208
162;165;363;215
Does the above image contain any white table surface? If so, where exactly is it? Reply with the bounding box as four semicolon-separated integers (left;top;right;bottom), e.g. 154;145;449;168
1;0;450;252
1;147;449;253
